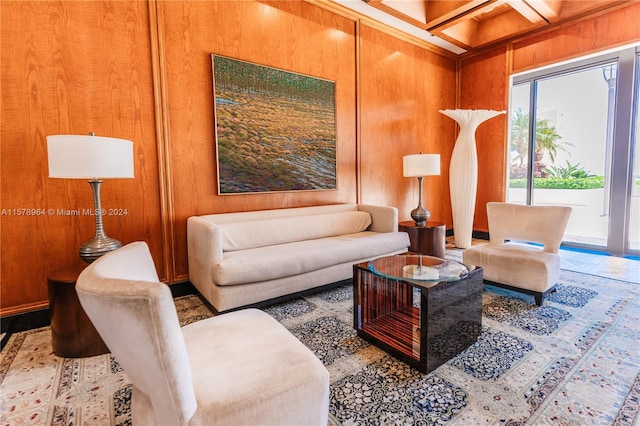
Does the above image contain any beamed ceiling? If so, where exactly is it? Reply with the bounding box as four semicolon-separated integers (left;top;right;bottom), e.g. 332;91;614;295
332;0;636;53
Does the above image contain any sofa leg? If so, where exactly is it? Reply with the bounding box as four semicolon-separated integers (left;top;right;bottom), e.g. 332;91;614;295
534;293;543;306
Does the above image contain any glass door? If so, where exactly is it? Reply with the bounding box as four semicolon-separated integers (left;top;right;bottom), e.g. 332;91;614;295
508;46;639;256
534;64;615;247
630;55;640;252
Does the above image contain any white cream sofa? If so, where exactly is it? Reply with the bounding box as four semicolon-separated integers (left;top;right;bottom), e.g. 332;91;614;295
188;204;410;312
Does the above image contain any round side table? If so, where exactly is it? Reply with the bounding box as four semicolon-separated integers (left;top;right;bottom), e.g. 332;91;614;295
48;264;109;358
398;221;446;259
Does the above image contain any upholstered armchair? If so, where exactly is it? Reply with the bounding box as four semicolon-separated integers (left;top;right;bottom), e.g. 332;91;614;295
462;202;571;306
76;241;330;426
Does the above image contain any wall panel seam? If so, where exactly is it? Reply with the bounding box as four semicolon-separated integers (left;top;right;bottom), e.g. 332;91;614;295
148;0;176;283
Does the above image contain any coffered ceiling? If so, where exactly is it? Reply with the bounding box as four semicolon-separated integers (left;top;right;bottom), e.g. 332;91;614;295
331;0;634;54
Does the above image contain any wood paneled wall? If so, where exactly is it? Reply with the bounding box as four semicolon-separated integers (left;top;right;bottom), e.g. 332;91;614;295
3;0;638;315
459;1;640;232
1;1;163;314
458;46;510;231
358;24;456;222
511;2;640;74
0;0;455;315
157;1;359;280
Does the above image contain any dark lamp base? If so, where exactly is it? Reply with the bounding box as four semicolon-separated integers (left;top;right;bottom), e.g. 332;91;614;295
410;207;430;227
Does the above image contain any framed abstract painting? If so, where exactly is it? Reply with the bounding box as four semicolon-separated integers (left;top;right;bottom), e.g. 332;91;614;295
212;54;337;194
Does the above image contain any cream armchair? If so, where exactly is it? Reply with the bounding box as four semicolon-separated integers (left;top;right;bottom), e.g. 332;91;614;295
76;241;329;426
463;202;571;306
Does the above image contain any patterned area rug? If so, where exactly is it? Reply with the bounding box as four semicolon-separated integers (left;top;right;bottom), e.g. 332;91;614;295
2;268;639;425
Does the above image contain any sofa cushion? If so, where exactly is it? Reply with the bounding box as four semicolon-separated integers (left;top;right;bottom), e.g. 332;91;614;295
219;211;372;251
463;242;560;292
183;309;329;425
213;231;409;286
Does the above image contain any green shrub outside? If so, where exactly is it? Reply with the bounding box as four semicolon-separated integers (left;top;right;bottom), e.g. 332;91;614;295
509;176;605;189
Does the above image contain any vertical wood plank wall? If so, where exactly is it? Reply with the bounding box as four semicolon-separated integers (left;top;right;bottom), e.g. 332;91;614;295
358;24;457;221
510;4;640;74
158;1;360;279
458;46;510;231
2;0;639;315
0;0;456;314
1;1;164;313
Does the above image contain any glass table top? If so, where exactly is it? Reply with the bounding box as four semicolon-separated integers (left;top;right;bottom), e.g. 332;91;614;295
368;254;470;285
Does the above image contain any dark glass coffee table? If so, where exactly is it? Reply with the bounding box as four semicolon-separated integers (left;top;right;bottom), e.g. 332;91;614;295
353;254;483;373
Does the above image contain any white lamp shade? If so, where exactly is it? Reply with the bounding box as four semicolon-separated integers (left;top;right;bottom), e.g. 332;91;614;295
403;154;440;177
47;135;134;179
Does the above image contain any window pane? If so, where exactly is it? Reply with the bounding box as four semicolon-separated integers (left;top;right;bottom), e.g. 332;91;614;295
629;56;640;252
508;47;638;256
533;63;616;247
507;83;530;204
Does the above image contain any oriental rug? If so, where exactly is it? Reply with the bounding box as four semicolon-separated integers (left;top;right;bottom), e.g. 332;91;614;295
1;268;639;425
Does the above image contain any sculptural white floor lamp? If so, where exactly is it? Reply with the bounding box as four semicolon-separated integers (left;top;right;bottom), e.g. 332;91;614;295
439;109;505;248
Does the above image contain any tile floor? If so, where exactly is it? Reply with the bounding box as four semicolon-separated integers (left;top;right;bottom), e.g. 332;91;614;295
558;248;640;284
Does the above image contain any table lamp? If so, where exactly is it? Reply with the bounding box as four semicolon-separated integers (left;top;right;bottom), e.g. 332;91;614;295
403;153;440;226
47;133;134;263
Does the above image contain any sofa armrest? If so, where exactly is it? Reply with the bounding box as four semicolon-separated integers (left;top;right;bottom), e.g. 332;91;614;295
357;204;398;233
187;217;224;291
